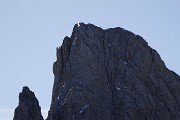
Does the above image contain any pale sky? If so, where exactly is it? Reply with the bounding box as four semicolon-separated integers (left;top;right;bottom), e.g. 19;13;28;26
0;0;180;119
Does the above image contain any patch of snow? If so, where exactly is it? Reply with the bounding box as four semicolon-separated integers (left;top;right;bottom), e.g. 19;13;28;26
123;61;127;65
79;109;84;114
116;87;121;91
67;92;72;101
79;104;90;114
83;104;90;109
79;109;84;113
77;23;80;27
72;37;77;45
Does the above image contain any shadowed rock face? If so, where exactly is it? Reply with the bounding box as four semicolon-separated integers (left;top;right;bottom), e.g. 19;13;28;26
13;86;44;120
47;23;180;120
13;23;180;120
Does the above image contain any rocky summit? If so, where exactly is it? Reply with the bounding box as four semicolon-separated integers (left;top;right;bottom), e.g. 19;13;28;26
14;23;180;120
13;86;44;120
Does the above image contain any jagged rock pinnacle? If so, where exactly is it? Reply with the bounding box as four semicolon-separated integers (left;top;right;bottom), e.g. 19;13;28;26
13;86;44;120
47;23;180;120
13;23;180;120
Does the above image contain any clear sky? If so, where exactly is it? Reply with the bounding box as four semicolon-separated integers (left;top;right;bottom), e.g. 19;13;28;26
0;0;179;119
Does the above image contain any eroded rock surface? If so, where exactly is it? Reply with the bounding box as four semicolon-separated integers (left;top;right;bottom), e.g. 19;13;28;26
46;23;180;120
13;23;180;120
13;86;44;120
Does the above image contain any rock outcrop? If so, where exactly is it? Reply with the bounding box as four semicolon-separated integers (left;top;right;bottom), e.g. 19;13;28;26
13;86;44;120
47;23;180;120
13;23;180;120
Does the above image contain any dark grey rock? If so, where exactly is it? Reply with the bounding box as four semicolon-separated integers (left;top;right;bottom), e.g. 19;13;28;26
13;86;44;120
13;23;180;120
47;23;180;120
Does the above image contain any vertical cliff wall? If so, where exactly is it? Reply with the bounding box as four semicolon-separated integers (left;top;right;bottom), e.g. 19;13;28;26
13;23;180;120
47;23;180;120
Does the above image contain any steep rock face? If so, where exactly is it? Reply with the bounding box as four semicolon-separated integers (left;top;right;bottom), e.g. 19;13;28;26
47;23;180;120
13;86;44;120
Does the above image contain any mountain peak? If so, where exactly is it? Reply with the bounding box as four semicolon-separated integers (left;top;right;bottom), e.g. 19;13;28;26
14;23;180;120
47;23;180;120
13;86;44;120
22;86;30;92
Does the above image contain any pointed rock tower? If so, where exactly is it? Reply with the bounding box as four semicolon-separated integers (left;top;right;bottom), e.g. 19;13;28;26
13;86;44;120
